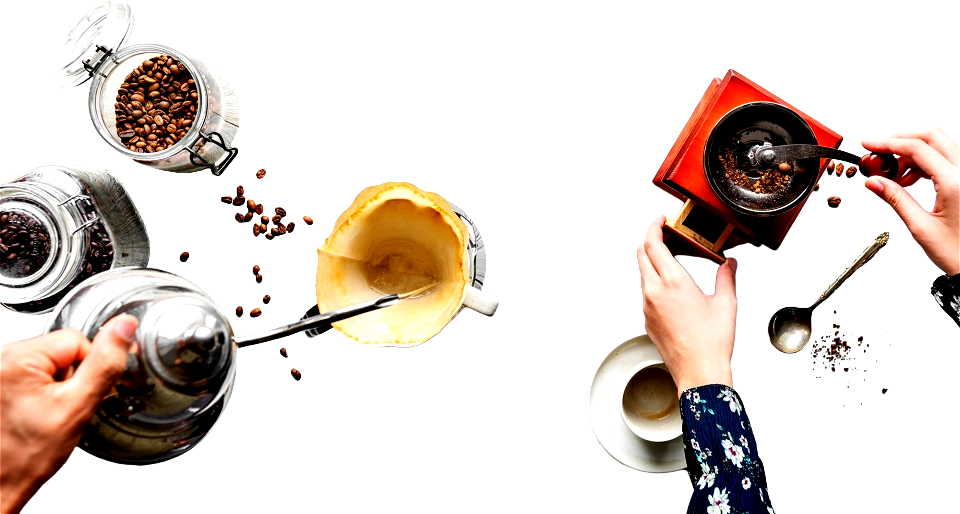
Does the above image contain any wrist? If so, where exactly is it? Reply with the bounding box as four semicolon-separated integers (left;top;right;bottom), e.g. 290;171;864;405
675;366;733;398
0;472;37;514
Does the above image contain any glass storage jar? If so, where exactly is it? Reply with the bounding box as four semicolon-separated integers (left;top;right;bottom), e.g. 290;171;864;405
59;2;239;175
0;165;149;313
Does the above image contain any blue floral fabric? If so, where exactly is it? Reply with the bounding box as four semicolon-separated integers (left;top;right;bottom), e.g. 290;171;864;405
681;385;774;514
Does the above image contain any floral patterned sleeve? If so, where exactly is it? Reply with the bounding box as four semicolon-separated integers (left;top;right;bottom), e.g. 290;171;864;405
681;384;774;514
932;273;960;327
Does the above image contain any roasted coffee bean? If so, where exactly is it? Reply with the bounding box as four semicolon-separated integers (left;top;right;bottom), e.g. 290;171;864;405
286;222;295;233
235;213;244;223
291;368;301;381
250;308;262;318
814;182;820;191
275;207;287;217
270;228;279;236
247;199;257;212
263;295;271;304
835;163;844;177
259;223;268;233
256;169;266;179
243;212;253;222
0;210;53;279
253;224;261;236
232;196;244;206
265;233;275;240
256;273;263;283
827;196;841;208
253;265;260;275
237;185;244;197
277;224;287;235
303;216;313;225
272;215;283;225
236;306;243;317
846;166;857;178
280;348;287;358
115;54;196;152
826;160;836;174
179;251;189;262
255;204;263;215
778;162;792;172
260;216;269;225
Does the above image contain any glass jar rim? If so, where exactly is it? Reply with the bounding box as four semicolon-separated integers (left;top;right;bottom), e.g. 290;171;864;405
87;44;207;162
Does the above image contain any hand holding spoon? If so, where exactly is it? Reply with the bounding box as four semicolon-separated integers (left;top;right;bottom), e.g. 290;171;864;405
769;232;890;353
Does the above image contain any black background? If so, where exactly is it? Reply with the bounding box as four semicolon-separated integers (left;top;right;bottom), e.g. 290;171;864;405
0;2;960;513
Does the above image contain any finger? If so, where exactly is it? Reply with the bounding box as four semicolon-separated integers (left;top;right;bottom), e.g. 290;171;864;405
891;127;959;166
643;216;685;281
861;137;955;183
713;258;738;301
64;315;138;413
864;177;932;234
636;242;656;289
897;169;928;188
18;329;90;377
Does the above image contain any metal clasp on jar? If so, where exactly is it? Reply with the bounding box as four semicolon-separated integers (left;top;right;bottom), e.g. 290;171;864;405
187;131;239;176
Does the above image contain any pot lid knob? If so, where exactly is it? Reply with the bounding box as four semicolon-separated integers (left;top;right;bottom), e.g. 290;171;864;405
138;295;234;394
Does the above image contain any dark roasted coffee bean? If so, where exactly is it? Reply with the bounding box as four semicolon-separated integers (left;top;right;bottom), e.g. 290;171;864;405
280;348;287;358
237;185;244;197
243;212;253;222
179;251;189;262
263;295;271;304
256;274;263;283
835;163;844;177
286;222;295;233
250;308;262;318
291;368;301;381
235;213;244;223
845;166;857;178
256;169;266;179
272;215;282;225
236;306;243;317
259;223;268;233
275;207;287;217
813;183;820;191
253;224;261;236
260;216;269;225
270;228;279;236
265;233;274;240
303;216;313;225
253;265;260;275
277;224;287;235
232;196;244;206
827;196;841;208
255;204;263;215
246;199;256;212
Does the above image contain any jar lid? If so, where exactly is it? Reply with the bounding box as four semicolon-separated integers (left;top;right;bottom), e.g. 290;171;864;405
58;2;134;87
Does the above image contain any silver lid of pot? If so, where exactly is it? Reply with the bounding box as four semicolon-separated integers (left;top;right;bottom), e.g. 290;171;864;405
58;2;135;87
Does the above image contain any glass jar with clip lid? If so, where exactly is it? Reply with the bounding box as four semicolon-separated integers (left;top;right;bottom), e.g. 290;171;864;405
58;2;240;175
0;165;149;314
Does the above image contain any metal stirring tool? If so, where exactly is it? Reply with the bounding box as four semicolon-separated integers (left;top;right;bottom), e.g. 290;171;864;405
768;232;890;354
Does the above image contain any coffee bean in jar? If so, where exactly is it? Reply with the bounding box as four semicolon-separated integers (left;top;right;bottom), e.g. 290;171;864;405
0;166;149;314
0;211;52;279
115;56;198;154
62;3;239;174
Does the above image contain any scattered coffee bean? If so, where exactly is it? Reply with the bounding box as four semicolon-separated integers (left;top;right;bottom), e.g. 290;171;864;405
778;161;792;172
250;308;262;318
243;212;253;222
261;216;269;225
826;160;836;174
303;216;313;225
882;388;888;394
286;222;295;233
835;163;844;177
256;169;266;179
255;204;263;215
256;273;263;283
263;294;271;304
265;233;274;240
277;224;287;235
259;223;268;233
270;227;279;236
232;196;244;206
846;165;857;178
272;215;283;225
291;368;301;381
221;196;233;204
827;196;841;208
275;207;287;217
237;185;244;197
253;224;261;236
235;213;244;223
236;306;243;317
247;199;257;212
280;347;287;358
179;251;189;262
253;265;260;275
114;55;197;153
814;182;820;191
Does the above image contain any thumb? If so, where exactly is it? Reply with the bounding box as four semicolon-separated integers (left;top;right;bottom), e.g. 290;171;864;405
865;177;930;233
63;314;138;416
714;258;738;300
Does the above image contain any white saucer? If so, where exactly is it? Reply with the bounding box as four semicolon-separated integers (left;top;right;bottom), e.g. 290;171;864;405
589;335;686;473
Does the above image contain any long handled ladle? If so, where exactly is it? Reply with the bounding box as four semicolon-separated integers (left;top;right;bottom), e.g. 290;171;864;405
234;284;434;348
768;232;889;354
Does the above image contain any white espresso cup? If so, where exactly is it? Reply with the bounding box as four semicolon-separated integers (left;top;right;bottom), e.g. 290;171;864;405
620;359;682;443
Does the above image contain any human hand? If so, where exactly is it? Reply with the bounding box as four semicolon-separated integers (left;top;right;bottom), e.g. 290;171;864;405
0;315;137;514
636;216;738;396
862;128;959;276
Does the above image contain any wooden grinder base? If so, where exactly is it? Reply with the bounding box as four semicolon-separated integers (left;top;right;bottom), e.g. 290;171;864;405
664;200;735;264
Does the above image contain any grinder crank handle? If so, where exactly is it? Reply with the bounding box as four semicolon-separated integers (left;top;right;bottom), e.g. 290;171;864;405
754;145;898;179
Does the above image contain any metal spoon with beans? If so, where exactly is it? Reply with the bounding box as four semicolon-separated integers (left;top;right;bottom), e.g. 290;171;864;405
769;232;890;354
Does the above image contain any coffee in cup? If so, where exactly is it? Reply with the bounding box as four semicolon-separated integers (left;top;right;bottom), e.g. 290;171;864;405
620;361;681;442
